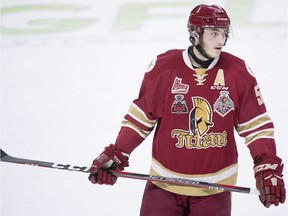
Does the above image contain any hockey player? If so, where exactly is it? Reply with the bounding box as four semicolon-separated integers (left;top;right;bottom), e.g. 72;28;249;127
88;4;286;215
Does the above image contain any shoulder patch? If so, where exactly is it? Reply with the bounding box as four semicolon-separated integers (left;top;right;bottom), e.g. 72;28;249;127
145;58;156;72
245;61;255;77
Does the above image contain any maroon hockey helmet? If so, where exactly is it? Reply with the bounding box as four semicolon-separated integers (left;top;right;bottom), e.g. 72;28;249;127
187;4;230;35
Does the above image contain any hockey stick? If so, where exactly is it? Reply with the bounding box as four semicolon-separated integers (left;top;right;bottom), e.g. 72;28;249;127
0;149;259;195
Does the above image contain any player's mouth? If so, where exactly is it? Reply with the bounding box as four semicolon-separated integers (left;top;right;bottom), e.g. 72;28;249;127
214;47;222;53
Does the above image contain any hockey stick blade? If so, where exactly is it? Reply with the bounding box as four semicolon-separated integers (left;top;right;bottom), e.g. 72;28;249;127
0;149;90;173
0;149;259;195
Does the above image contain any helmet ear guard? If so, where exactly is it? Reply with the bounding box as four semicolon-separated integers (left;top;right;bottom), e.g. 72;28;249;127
190;30;199;38
188;29;199;46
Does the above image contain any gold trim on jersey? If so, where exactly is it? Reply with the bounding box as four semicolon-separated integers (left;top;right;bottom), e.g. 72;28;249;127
193;68;207;85
149;159;238;196
127;103;157;128
121;119;151;139
235;113;274;146
236;113;272;135
243;129;274;146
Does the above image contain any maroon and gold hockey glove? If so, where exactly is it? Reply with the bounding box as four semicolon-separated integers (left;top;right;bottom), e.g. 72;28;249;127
88;144;129;185
254;154;286;208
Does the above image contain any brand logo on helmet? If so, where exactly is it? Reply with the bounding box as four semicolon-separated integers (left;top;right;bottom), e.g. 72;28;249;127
217;18;229;21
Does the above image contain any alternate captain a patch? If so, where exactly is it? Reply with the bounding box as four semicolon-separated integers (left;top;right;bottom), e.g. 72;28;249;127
214;91;234;117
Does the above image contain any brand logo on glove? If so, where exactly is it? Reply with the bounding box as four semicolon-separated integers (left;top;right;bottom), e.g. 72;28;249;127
254;163;278;173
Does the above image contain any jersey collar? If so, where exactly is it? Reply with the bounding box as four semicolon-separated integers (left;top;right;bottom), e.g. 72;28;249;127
182;48;219;71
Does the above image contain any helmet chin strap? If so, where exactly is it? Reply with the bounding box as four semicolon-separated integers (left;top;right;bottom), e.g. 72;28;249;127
188;36;214;68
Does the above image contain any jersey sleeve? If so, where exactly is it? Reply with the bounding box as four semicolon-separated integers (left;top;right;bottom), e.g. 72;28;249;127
234;64;276;160
115;57;170;154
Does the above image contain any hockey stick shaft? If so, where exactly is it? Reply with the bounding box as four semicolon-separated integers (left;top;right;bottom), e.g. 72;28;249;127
0;149;259;195
112;171;259;195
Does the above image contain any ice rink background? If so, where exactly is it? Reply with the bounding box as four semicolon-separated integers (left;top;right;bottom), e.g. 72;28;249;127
1;0;287;215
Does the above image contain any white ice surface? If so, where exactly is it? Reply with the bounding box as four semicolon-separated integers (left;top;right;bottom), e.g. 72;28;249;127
1;0;287;215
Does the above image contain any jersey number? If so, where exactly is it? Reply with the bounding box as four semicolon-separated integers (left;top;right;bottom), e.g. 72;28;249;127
254;85;264;105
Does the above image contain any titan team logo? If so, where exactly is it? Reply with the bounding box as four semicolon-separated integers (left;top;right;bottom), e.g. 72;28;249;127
189;97;214;136
171;77;189;94
171;95;188;114
171;97;227;149
214;91;234;117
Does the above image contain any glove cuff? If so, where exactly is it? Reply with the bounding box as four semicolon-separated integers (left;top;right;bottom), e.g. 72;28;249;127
101;144;129;170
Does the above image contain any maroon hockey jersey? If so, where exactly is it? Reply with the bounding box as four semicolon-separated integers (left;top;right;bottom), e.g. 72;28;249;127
115;48;276;196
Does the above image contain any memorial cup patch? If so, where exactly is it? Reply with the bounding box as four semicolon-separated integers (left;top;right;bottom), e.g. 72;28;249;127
214;91;234;117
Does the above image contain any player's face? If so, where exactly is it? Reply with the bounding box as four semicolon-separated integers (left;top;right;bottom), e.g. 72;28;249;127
201;28;228;58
